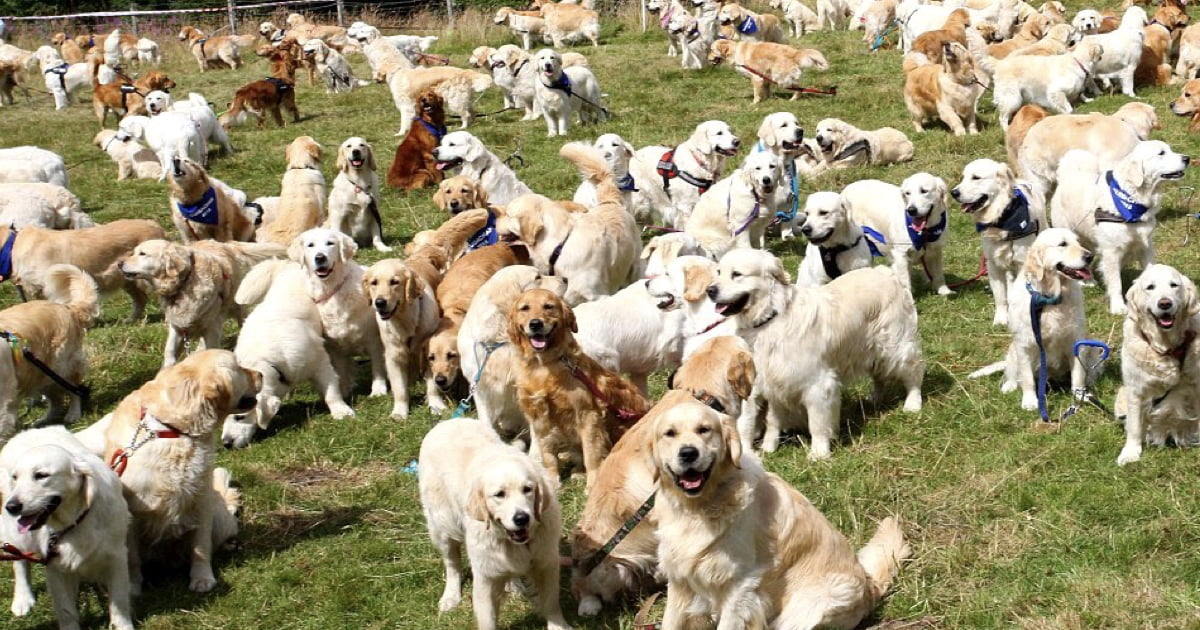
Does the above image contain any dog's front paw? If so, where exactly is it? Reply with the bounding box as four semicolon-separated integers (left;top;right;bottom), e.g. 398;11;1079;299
577;595;602;617
1110;302;1128;316
189;574;217;593
10;590;34;617
390;404;409;420
1000;379;1017;394
438;592;461;613
807;442;832;461
937;285;954;296
1117;445;1142;466
369;380;389;397
374;242;393;253
427;395;448;415
330;403;355;419
1020;393;1038;411
992;313;1009;328
903;391;922;412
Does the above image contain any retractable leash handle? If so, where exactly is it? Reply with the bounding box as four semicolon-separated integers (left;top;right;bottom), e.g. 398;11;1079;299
1073;339;1111;362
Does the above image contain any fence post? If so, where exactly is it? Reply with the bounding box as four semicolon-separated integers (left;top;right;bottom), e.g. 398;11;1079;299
130;4;138;36
446;0;455;30
227;0;238;34
336;0;345;26
640;0;647;32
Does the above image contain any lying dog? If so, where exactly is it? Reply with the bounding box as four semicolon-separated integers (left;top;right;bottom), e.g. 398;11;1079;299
812;117;914;168
0;183;91;229
433;131;531;205
93;129;162;180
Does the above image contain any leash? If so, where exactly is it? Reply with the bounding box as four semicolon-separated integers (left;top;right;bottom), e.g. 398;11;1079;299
1059;340;1113;421
641;225;683;234
107;409;183;476
732;63;837;96
0;507;90;565
947;255;988;289
1177;186;1199;245
0;332;90;405
450;341;506;419
447;106;513;120
871;18;899;51
573;489;657;576
562;356;645;422
542;73;611;117
1027;283;1062;423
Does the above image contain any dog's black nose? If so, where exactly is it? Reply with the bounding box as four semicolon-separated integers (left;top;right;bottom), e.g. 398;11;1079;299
1184;155;1192;166
4;499;20;516
222;439;235;449
434;375;449;388
678;446;699;464
513;511;530;528
706;284;719;299
1159;298;1174;310
314;253;327;264
905;206;919;216
374;298;388;309
950;187;962;200
800;223;813;235
528;319;544;332
1083;251;1094;264
449;200;461;209
762;176;773;187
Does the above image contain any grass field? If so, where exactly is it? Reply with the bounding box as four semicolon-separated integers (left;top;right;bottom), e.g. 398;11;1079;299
2;3;1200;628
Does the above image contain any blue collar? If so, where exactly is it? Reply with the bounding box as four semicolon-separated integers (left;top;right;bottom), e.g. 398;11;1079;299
906;210;947;251
616;173;638;192
544;72;572;96
861;226;886;258
176;187;220;225
413;117;447;141
1026;282;1062;307
738;15;759;34
1103;171;1150;223
975;188;1038;241
466;209;498;251
0;230;15;281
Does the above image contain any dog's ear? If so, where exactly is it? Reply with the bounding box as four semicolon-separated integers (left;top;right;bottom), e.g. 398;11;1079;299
1024;241;1055;294
1183;273;1200;319
365;143;377;173
72;457;96;509
507;300;530;352
466;479;490;522
472;181;490;209
622;139;635;158
337;231;359;262
562;298;579;333
404;271;423;302
360;270;374;303
1117;153;1146;189
727;351;757;401
533;472;552;521
640;240;657;260
683;263;713;302
284;140;297;167
335;143;348;173
463;136;485;162
767;256;792;286
307;140;323;164
432;183;449;212
692;123;715;155
287;234;306;264
721;416;743;469
757;116;778;148
517;209;544;245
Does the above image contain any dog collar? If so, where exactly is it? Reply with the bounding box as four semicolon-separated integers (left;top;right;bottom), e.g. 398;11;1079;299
547;229;572;276
906;209;947;251
1097;170;1150;223
616;173;638;192
975;188;1038;241
413;116;447;141
542;72;572;96
692;391;727;413
818;235;863;280
0;229;16;282
750;309;778;329
176;187;220;225
0;507;91;565
107;409;185;477
313;276;348;305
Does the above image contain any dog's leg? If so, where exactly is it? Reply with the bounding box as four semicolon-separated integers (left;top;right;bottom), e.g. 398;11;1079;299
314;352;355;420
581;410;610;489
471;574;506;630
716;577;768;630
10;561;35;616
384;343;412;419
188;486;219;592
105;553;135;630
45;569;82;630
1118;389;1145;465
163;325;183;368
804;376;839;460
736;385;764;454
661;580;696;630
124;282;148;323
762;402;785;453
925;245;952;295
985;252;1009;327
433;532;464;612
530;558;571;630
1099;251;1127;315
1013;341;1038;410
935;100;967;136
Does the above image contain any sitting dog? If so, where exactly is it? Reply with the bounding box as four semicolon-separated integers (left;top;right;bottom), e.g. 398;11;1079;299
433;131;532;205
167;157;255;243
684;149;783;259
904;41;987;135
387;88;446;191
328;137;389;251
93;129;162;180
794;191;873;287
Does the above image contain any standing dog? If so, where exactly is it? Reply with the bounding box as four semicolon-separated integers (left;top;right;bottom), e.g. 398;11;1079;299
904;42;987;135
177;25;241;71
794;191;873;287
328;137;389;252
533;48;605;137
627;120;741;228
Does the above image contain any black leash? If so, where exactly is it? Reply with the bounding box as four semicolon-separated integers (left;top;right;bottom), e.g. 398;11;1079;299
0;331;90;404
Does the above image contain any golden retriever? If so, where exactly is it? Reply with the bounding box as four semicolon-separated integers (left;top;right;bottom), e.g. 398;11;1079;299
432;174;489;215
118;239;285;369
812;117;914;168
177;25;241;71
912;8;970;63
651;401;909;628
1175;22;1200;81
988;13;1051;58
903;42;986;135
0;219;164;321
258;136;325;245
539;1;602;46
1170;78;1200;132
717;3;786;42
508;288;649;487
75;350;257;593
418;417;569;629
708;39;829;103
992;40;1105;129
0;265;96;440
1004;104;1049;170
168;157;256;243
327;136;388;251
1115;264;1200;465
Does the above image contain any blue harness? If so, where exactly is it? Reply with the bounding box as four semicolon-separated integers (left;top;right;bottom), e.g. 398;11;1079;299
738;15;759;34
0;230;15;281
466;209;499;251
1096;171;1150;223
413;117;447;141
177;187;220;225
1027;283;1063;423
907;210;947;251
975;189;1038;241
862;226;886;258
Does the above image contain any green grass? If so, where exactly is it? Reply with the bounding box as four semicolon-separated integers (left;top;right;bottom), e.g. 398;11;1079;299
3;4;1200;629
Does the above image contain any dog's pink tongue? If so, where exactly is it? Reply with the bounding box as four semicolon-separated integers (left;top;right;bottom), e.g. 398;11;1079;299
435;162;449;171
679;470;704;491
1159;315;1176;328
912;216;928;232
531;337;547;349
16;516;34;534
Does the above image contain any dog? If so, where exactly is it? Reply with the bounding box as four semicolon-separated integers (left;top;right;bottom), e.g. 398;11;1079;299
75;350;254;593
1115;264;1200;465
1077;6;1147;97
1171;79;1200;132
539;1;602;46
118;239;285;369
1073;8;1102;35
988;13;1052;58
717;2;786;42
327;137;388;252
221;260;355;449
508;288;649;487
259;136;325;245
168;157;256;243
34;46;89;110
0;427;132;629
497;143;641;305
904;42;987;135
1050;141;1189;314
667;9;715;69
387;88;446;191
145;90;235;159
89;61;174;126
117;113;204;181
952;158;1047;327
387;66;492;137
812;117;914;167
494;7;550;50
968;228;1093;411
795;191;873;287
1135;20;1175;87
992;40;1105;128
51;32;85;63
684;149;783;259
772;0;822;37
533;48;605;137
177;25;241;71
911;8;971;62
489;45;541;121
0;265;96;440
708;250;925;458
418;417;569;629
708;39;829;103
0;220;164;321
302;38;359;93
843;172;952;295
753;111;807;238
433;131;532;205
433;174;489;216
628;120;741;228
645;255;733;356
1175;23;1200;81
0;146;67;188
93;128;163;180
0;183;91;230
640;232;705;279
651;401;909;628
218;47;300;130
574;133;636;207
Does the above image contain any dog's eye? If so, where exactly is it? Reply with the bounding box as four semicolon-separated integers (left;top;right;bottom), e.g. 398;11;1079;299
523;484;534;494
33;471;48;481
970;175;980;180
449;352;459;359
390;278;400;286
427;354;435;361
664;429;677;438
1160;150;1166;156
1147;284;1156;290
920;188;928;194
519;304;530;311
494;490;506;499
697;425;711;435
730;271;741;279
1171;282;1180;288
1059;241;1067;247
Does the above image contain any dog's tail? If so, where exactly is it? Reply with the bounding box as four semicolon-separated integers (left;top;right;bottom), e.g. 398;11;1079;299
858;516;910;602
222;241;288;271
470;70;493;93
89;54;102;89
410;208;490;271
43;264;100;329
967;361;1005;379
559;141;620;210
236;258;290;306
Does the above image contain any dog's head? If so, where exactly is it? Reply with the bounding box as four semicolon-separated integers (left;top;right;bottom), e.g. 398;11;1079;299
706;249;790;327
285;12;307;28
739;149;780;197
1171;79;1200;118
668;10;698;35
1114;102;1161;138
416;88;445;123
465;453;552;545
301;38;325;59
952;158;1013;218
177;26;197;42
1073;39;1105;67
642;233;702;280
813;118;846;153
1024;227;1093;295
494;44;527;71
1153;4;1189;31
651;400;741;499
692;119;740;157
647;0;666;12
1072;9;1100;34
494;7;514;25
258;21;276;36
285;136;323;169
117;239;191;292
432;130;484;173
290;228;357;281
51;32;67;46
427;324;462;394
798;191;850;244
717;3;746;25
594;133;635;175
900;172;949;233
362;259;422;320
1116;140;1189;193
508;288;576;355
157;349;262;437
647;254;718;312
432;175;488;214
143;90;171;116
534;47;563;80
143;72;176;92
494;196;548;247
756;112;804;154
2;443;92;536
1120;5;1149;29
337;136;375;174
1126;264;1200;351
167;155;208;192
707;39;734;66
672;336;756;416
469;45;496;68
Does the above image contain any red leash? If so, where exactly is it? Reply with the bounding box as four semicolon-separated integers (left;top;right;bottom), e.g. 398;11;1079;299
947;255;988;290
563;358;645;422
733;63;837;96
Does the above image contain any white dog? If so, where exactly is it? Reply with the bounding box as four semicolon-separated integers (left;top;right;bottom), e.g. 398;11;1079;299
1072;9;1102;35
118;113;204;181
993;40;1105;128
144;90;234;158
488;45;540;121
1078;7;1146;97
0;146;68;188
573;133;636;207
1050;141;1189;314
303;38;362;93
533;48;606;137
628;120;742;227
327;137;389;252
93;128;163;180
432;131;532;205
0;183;92;229
418;417;569;629
640;232;706;279
575;278;689;392
685;150;783;258
34;46;88;110
0;427;133;630
795;191;873;287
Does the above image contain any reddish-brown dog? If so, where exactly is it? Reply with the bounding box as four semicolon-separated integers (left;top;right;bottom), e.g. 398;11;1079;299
387;88;447;190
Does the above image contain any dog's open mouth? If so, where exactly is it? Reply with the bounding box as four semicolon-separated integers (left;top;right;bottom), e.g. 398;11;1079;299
782;138;802;151
527;331;551;350
1155;311;1177;329
715;145;739;157
672;466;711;496
15;499;59;534
1163;170;1187;180
434;157;463;171
806;229;833;244
816;139;833;152
376;302;397;320
506;526;530;544
1056;263;1093;281
314;265;333;278
909;214;928;232
960;195;988;213
654;293;676;310
172;157;185;178
490;60;506;69
349;156;364;168
714;292;749;316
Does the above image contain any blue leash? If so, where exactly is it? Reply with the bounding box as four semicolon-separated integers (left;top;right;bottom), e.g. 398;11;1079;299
1060;340;1113;421
449;341;506;419
1027;283;1062;422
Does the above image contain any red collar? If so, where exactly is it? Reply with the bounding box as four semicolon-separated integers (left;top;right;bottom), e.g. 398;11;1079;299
313;277;347;304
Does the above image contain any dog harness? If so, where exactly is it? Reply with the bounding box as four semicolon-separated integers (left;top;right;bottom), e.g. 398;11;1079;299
616;173;638;192
975;188;1038;240
908;210;948;251
542;72;610;117
265;77;293;104
728;188;762;237
1027;282;1063;422
547;230;572;275
466;209;499;251
245;201;264;226
656;148;714;198
862;226;887;257
118;83;141;112
0;507;91;565
737;14;759;34
1095;171;1150;223
0;229;15;281
818;235;864;280
195;38;208;56
176;187;220;225
44;63;68;91
831;138;872;163
412;116;447;141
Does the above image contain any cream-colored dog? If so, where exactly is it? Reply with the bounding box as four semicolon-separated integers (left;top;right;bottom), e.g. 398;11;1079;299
795;191;872;287
812;117;914;168
628;120;742;228
684;149;783;259
327;136;389;252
